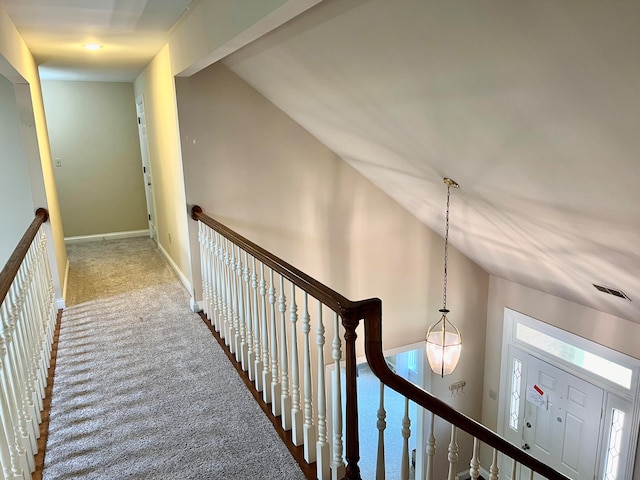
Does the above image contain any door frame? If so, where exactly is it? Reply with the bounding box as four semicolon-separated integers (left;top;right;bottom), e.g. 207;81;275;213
497;308;640;480
135;94;157;243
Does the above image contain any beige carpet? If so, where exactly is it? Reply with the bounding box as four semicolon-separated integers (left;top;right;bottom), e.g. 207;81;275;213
44;237;306;479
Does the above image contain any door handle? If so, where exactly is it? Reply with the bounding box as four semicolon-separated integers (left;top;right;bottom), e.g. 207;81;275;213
522;443;530;450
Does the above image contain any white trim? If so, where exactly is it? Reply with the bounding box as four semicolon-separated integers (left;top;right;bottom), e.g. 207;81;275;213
157;242;192;295
62;258;69;304
55;297;65;310
190;298;203;313
64;229;150;244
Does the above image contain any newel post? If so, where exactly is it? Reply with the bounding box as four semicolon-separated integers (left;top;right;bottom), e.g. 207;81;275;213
341;313;361;480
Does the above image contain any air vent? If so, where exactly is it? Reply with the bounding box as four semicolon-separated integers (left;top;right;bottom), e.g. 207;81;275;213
593;284;632;301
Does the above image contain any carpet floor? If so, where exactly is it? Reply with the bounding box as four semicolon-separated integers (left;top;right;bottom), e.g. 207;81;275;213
43;237;306;479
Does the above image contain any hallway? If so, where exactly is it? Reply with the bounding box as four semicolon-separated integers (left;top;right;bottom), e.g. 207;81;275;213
43;237;305;479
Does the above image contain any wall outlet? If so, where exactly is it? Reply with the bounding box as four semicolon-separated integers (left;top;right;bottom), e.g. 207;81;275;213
55;158;62;167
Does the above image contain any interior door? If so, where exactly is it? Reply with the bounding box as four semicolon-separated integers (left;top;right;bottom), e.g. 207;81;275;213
523;355;604;480
135;95;157;243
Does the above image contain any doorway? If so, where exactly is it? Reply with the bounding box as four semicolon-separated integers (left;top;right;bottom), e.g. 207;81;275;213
135;94;157;243
498;309;640;480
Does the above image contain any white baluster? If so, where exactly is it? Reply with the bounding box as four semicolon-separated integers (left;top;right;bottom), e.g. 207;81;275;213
470;437;480;480
489;448;499;480
208;227;217;326
401;397;411;480
302;293;316;462
279;276;291;430
2;288;34;473
331;312;345;480
215;233;226;336
210;230;221;332
528;468;534;480
425;412;436;480
226;239;237;354
236;247;249;372
244;251;255;381
6;282;36;470
290;284;303;445
234;245;245;365
216;232;226;333
251;257;263;391
447;425;458;480
198;222;209;319
376;382;386;480
511;458;518;480
269;269;281;416
0;377;29;478
260;263;271;403
1;303;29;478
203;223;213;320
316;302;329;480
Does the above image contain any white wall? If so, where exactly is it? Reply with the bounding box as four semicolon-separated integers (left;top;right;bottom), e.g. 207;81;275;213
41;81;148;237
0;5;66;303
133;46;192;290
175;62;489;474
0;73;35;266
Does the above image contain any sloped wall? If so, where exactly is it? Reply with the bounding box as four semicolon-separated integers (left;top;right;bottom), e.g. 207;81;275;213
175;62;489;474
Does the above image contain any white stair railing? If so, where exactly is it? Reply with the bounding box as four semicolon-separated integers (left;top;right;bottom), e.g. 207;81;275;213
192;206;571;480
0;209;56;479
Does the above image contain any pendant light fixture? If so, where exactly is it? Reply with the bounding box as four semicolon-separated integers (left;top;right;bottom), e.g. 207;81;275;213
425;177;462;377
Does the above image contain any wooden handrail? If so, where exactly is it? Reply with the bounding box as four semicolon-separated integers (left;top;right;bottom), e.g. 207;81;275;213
0;208;49;307
191;205;571;480
191;206;379;320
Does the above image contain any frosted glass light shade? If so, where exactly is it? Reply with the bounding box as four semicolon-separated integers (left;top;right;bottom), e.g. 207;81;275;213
425;313;462;376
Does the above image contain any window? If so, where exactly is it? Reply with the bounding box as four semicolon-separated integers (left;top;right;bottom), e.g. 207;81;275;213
603;409;625;480
515;323;632;389
509;357;522;431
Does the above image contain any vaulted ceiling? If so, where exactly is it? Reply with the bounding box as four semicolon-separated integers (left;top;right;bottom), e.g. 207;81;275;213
2;0;639;324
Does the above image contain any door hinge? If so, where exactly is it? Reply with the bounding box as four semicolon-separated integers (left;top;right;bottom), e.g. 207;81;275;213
148;214;151;221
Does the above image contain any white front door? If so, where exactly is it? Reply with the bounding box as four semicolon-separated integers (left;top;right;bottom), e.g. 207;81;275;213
135;95;157;243
523;355;604;480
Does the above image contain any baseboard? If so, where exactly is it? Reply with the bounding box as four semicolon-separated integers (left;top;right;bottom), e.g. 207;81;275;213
64;229;149;244
58;258;70;310
157;242;192;295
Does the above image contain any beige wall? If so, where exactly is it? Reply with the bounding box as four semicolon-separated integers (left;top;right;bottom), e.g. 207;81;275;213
175;62;489;471
133;46;192;290
0;5;67;303
0;73;35;266
41;81;147;237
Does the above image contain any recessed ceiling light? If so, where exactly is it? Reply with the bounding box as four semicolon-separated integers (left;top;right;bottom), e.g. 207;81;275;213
84;43;103;51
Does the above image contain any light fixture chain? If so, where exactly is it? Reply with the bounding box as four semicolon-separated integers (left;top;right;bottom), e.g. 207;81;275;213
443;184;451;310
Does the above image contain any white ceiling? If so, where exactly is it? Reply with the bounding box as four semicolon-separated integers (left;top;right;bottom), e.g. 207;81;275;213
2;0;639;324
222;0;640;325
0;0;194;81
